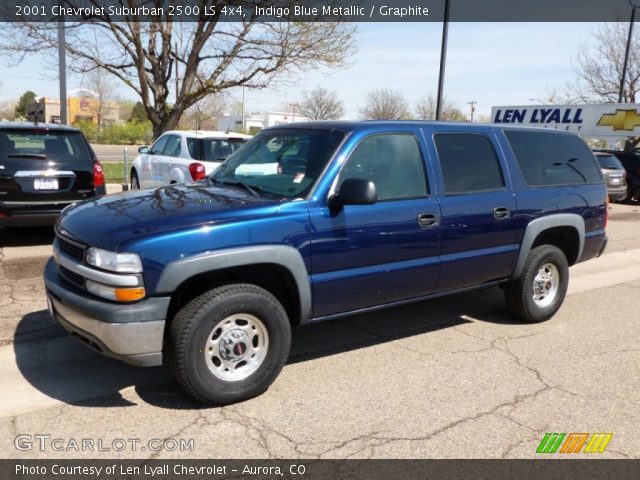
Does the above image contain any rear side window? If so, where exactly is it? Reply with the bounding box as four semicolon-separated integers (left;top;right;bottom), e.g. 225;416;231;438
0;130;90;163
504;131;602;186
186;138;246;161
339;133;428;201
434;133;504;195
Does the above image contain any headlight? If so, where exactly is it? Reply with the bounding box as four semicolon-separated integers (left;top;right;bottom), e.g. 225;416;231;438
86;247;143;273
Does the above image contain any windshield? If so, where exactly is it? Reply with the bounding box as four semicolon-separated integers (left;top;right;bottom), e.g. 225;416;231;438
187;137;246;161
210;128;346;198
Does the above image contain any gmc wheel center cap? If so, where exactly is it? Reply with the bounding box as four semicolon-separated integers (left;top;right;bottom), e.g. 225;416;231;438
220;330;251;362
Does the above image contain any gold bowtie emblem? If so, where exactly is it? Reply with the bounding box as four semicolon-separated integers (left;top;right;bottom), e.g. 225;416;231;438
597;109;640;131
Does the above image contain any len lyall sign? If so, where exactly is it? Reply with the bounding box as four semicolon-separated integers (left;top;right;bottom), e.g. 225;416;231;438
491;104;640;138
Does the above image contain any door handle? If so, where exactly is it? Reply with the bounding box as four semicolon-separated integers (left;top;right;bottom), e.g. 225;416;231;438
493;206;511;219
418;213;439;228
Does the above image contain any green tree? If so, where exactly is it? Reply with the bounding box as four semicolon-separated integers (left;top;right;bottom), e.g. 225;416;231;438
129;102;148;123
15;90;36;118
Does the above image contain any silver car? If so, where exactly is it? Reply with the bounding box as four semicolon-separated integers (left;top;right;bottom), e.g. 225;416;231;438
594;152;627;202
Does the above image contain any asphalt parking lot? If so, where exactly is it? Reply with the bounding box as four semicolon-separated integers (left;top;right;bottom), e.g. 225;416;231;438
0;201;639;459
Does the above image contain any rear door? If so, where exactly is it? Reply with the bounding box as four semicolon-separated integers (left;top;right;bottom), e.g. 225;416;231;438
0;128;95;203
428;130;519;291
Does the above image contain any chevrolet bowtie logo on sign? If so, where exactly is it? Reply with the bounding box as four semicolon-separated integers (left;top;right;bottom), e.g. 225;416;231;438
597;109;640;131
536;432;613;454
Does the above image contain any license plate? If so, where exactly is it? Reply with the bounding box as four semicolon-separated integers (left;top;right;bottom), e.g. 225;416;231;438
34;178;59;190
610;177;621;185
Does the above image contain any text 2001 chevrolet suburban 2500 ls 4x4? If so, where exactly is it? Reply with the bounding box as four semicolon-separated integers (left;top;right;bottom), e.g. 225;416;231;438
44;121;608;404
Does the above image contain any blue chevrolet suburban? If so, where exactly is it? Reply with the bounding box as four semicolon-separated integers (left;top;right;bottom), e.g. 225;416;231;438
44;121;608;404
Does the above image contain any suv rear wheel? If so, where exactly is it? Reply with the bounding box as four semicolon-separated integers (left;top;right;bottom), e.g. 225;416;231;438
166;283;291;404
504;245;569;323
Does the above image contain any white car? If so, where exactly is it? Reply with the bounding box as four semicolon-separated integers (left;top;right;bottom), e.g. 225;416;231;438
130;130;251;189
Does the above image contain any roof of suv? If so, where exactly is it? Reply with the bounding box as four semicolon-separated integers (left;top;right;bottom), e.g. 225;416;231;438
263;120;582;134
0;121;81;132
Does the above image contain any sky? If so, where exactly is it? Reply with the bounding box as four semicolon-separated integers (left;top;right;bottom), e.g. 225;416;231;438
0;22;600;120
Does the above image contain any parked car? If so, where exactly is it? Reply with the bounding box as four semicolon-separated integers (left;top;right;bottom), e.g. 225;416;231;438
44;122;607;404
609;150;640;201
130;130;251;189
0;122;105;227
593;152;627;202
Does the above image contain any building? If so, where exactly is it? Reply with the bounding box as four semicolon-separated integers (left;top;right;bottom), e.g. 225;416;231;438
217;111;309;134
27;96;119;126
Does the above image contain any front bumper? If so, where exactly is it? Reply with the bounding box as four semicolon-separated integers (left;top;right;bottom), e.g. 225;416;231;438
44;258;170;366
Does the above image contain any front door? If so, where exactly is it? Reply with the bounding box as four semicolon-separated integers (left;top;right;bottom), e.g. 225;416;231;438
309;132;442;319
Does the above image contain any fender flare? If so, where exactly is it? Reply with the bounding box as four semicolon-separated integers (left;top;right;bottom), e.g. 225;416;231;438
156;245;312;322
512;213;585;279
169;167;186;184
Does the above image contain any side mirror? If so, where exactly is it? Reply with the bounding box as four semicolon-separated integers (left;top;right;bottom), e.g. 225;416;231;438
329;178;377;209
138;145;149;154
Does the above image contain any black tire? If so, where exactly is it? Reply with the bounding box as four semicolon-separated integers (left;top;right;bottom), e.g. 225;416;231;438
166;283;291;405
131;170;140;189
504;245;569;323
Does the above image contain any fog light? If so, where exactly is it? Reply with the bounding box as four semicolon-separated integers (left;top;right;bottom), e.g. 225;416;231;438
86;280;145;302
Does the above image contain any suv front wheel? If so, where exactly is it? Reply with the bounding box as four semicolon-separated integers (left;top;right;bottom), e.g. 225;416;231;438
166;284;291;404
504;245;569;323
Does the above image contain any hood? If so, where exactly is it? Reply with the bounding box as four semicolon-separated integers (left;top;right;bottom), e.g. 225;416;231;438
58;183;280;250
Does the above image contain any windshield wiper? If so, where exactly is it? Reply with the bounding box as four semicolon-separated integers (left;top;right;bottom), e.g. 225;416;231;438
7;153;47;159
210;177;260;197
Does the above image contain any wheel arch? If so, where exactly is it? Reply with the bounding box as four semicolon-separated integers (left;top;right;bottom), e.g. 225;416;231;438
512;213;585;279
156;246;311;327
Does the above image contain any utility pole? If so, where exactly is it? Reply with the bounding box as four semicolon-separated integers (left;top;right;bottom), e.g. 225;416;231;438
468;100;477;123
436;0;451;121
619;0;639;103
241;86;246;133
57;4;67;125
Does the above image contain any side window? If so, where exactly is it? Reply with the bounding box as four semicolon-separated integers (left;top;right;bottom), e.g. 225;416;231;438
339;133;428;201
161;135;182;157
434;133;504;195
149;135;168;155
503;130;602;186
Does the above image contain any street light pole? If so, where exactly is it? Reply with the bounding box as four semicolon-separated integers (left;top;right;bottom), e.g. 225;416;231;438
57;6;67;125
619;0;639;104
436;0;451;121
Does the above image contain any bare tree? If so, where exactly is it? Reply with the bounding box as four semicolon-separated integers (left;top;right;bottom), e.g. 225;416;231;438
179;93;230;130
562;22;640;150
80;68;118;128
359;88;411;120
415;95;468;122
1;2;356;138
297;86;345;120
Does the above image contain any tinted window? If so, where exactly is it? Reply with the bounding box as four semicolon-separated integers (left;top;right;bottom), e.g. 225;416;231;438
0;130;90;163
595;155;623;170
187;138;246;161
161;135;182;157
434;133;504;195
339;134;428;201
212;129;345;198
504;131;601;186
